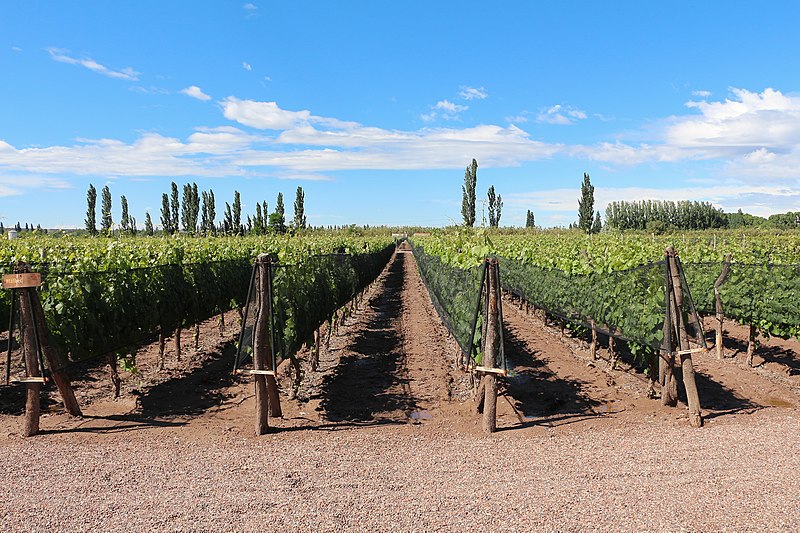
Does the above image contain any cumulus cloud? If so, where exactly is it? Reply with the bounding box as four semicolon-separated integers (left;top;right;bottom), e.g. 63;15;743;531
221;97;311;129
47;47;140;81
692;90;711;98
242;62;252;71
459;86;488;100
181;85;212;101
536;104;587;125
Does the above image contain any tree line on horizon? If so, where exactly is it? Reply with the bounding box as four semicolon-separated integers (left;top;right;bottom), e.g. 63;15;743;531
83;182;307;237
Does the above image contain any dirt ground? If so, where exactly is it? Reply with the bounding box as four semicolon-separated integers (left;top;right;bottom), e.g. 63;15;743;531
1;250;799;531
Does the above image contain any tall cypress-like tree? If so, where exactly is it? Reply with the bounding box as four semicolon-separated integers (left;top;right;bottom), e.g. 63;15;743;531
293;186;306;229
526;209;535;228
592;212;602;234
207;190;216;234
101;185;113;233
232;191;242;235
85;184;98;235
120;195;130;233
487;185;503;228
223;202;233;234
269;192;286;234
461;159;478;227
160;193;172;234
144;211;154;236
200;192;209;234
170;182;179;233
181;183;199;233
578;172;595;234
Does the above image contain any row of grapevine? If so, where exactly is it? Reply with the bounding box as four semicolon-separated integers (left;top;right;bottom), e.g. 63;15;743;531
410;241;485;362
1;234;395;365
417;230;800;344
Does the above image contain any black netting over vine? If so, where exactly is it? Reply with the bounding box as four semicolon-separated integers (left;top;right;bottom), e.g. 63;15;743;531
410;243;484;361
499;257;668;350
236;245;394;370
1;259;252;362
683;262;800;339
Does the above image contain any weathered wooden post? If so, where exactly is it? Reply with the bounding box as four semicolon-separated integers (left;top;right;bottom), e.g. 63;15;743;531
590;320;598;361
253;254;271;435
666;247;703;428
17;281;42;437
28;278;82;416
713;255;731;360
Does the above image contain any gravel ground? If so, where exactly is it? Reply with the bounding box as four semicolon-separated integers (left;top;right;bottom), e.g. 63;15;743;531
2;412;798;532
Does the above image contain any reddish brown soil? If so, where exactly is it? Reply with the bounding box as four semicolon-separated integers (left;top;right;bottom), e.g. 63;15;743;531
2;251;800;530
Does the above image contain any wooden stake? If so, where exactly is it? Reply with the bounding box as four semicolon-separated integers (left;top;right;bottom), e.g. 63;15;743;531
608;335;617;368
667;247;702;428
311;328;320;371
174;326;182;362
253;254;270;435
713;256;731;360
17;287;41;437
482;260;499;434
28;286;82;417
590;321;598;360
746;324;756;367
106;353;121;399
158;329;165;371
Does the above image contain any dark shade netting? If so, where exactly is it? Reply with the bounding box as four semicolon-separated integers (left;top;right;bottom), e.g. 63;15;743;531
2;259;251;362
410;243;484;361
236;245;394;369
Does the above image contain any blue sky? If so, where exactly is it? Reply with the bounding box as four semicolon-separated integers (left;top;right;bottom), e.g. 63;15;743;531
2;1;800;229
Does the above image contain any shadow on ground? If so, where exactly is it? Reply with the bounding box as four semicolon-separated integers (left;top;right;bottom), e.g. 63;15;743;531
317;253;420;423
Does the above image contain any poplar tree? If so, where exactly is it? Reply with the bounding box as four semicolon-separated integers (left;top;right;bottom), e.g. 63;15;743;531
487;186;503;228
160;193;172;234
120;195;130;233
578;172;595;234
293;186;306;229
526;210;535;228
170;182;179;233
269;192;286;234
144;211;154;236
232;191;242;235
85;184;98;236
592;212;602;234
101;185;113;233
461;159;478;227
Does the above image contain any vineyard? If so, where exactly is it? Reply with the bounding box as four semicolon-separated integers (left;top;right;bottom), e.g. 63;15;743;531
1;227;799;530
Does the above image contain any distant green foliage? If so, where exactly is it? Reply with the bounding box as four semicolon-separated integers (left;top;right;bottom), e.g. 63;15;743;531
461;159;478;227
605;199;727;231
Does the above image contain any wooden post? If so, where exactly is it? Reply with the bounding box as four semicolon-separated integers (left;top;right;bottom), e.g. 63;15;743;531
746;324;756;367
667;247;702;428
713;255;731;360
311;328;320;371
590;321;598;360
608;335;617;368
482;260;499;434
253;254;271;435
28;288;82;417
174;326;182;362
106;353;121;399
660;259;678;407
17;287;41;437
158;328;166;370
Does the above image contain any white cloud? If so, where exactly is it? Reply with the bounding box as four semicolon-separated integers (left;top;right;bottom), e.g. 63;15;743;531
242;62;252;71
0;175;70;197
243;3;257;10
577;88;800;178
692;90;711;98
221;97;311;129
536;104;587;125
180;85;212;101
11;46;22;52
47;47;140;81
434;99;468;113
459;86;488;100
